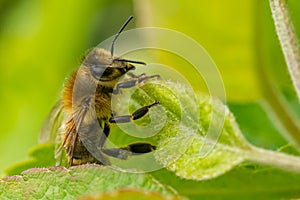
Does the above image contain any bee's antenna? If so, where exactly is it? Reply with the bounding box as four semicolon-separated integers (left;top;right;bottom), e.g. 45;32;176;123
111;16;134;57
114;58;146;65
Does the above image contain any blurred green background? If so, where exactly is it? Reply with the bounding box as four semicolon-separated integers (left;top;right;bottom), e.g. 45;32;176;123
0;0;299;176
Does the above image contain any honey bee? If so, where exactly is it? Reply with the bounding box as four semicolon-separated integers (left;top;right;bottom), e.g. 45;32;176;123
39;16;160;166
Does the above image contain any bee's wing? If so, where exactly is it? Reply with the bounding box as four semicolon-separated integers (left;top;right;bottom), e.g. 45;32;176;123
39;101;65;144
39;101;66;165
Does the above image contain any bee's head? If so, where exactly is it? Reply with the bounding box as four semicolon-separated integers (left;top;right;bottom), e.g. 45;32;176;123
83;16;145;82
83;48;145;81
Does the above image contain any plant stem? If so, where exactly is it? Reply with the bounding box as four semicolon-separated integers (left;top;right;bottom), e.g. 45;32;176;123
269;0;300;101
254;1;300;152
246;145;300;174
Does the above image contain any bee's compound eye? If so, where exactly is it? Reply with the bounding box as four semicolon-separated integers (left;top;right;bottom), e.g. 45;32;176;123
90;65;106;79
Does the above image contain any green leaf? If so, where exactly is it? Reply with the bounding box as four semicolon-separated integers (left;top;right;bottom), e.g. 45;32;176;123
78;188;185;200
118;80;300;180
151;167;300;200
123;80;250;180
0;165;178;199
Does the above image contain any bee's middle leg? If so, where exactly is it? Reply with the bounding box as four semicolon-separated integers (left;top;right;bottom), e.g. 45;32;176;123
99;122;110;149
109;101;159;123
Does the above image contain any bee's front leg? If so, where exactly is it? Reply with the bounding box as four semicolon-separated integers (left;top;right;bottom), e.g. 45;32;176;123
126;72;146;78
113;74;160;94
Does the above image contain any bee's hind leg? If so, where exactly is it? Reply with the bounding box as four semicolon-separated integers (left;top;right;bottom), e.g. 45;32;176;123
102;142;156;160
